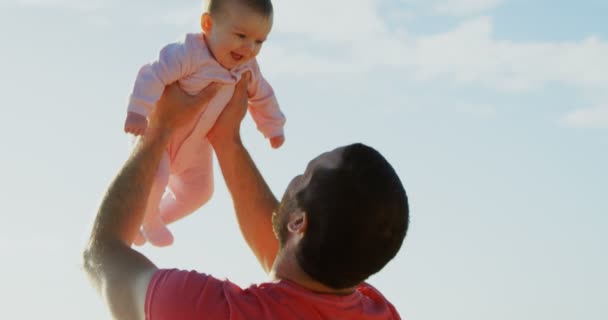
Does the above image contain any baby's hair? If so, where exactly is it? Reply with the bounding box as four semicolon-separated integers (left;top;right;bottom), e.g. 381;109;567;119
206;0;273;17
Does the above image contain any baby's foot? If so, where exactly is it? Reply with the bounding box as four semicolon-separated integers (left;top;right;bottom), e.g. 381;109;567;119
133;230;146;246
142;219;174;247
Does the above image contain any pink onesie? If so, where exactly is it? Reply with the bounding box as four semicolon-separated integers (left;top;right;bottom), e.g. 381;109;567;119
127;33;286;247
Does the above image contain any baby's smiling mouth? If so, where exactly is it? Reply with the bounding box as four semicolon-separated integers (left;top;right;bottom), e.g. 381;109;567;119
231;52;244;61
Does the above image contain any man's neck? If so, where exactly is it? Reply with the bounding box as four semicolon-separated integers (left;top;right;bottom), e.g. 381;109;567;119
269;248;356;296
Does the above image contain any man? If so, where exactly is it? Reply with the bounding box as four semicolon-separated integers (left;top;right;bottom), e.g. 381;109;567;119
82;73;410;319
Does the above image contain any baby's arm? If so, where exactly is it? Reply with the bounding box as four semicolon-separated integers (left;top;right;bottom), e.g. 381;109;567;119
247;63;287;148
269;135;285;149
124;112;147;135
125;35;199;135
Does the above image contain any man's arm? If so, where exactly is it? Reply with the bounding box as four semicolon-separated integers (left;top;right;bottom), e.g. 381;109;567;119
82;82;220;320
209;73;280;273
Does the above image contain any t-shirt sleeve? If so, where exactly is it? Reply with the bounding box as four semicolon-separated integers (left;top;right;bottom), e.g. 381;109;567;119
145;269;232;320
358;283;404;320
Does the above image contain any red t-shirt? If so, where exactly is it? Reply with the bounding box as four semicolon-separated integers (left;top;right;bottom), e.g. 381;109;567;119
146;269;402;320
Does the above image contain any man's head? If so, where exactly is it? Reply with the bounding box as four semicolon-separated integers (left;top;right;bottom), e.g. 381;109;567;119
273;143;409;290
201;0;273;70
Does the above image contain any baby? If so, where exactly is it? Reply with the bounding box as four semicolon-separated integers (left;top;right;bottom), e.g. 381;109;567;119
124;0;285;247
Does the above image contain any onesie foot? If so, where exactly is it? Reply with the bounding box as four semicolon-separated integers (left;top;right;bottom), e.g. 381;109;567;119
133;230;146;246
142;223;174;247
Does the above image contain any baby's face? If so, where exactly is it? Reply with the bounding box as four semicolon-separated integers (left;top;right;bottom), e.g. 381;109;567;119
204;3;273;70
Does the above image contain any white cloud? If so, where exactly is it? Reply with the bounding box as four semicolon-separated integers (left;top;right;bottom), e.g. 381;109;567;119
432;0;504;16
12;0;201;28
454;102;497;117
16;0;107;12
15;0;606;126
267;3;608;128
561;105;608;129
270;7;608;95
261;45;358;76
0;234;68;255
268;0;409;74
273;0;387;44
407;17;608;92
159;7;200;27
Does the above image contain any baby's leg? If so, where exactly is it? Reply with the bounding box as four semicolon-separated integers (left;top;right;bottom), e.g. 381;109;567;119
140;152;174;247
160;142;214;225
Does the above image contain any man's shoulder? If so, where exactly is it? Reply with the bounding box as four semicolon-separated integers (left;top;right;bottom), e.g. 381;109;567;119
357;283;402;319
146;269;238;319
357;282;387;297
149;269;272;302
150;268;229;290
147;269;279;319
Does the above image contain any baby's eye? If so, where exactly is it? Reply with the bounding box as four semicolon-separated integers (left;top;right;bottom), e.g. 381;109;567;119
236;33;246;39
255;40;264;45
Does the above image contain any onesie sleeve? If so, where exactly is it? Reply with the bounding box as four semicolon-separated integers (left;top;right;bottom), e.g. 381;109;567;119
247;60;287;138
127;34;200;117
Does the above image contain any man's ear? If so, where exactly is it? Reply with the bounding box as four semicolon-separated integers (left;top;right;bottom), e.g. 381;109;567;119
201;12;213;33
287;211;307;234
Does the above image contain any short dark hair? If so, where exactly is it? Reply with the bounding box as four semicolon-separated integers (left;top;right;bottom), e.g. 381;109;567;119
207;0;273;17
295;143;409;289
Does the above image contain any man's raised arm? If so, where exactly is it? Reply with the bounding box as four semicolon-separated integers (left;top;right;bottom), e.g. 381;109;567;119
82;82;220;320
208;73;280;273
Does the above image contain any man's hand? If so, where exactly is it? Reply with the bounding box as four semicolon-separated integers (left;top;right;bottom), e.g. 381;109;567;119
208;72;251;146
148;82;222;134
124;112;148;136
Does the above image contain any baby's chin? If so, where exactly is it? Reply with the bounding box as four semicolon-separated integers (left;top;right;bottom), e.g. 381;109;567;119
217;60;236;70
218;56;252;70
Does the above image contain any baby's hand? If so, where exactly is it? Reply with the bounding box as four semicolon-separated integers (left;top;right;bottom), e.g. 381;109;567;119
124;111;148;136
269;135;285;149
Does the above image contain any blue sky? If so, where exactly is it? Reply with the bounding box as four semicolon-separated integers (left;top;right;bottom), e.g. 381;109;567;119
0;0;606;319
